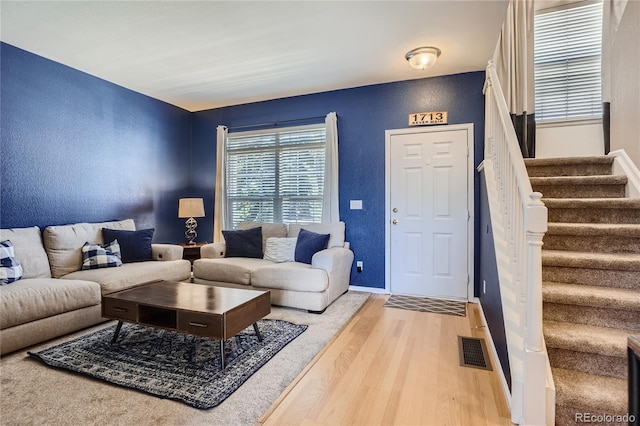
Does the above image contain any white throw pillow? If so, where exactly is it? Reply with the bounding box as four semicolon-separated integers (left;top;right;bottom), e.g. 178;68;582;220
263;237;297;263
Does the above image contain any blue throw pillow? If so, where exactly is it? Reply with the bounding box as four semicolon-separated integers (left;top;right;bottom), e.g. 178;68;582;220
81;240;123;270
0;240;23;285
294;228;330;265
223;227;263;258
102;228;154;263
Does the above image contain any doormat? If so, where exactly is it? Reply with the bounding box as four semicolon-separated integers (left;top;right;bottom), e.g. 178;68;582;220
29;319;306;409
384;295;466;317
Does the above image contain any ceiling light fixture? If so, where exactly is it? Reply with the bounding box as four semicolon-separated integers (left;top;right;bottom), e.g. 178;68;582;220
405;46;441;70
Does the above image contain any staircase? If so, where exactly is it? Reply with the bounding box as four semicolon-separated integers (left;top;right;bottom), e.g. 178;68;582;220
525;156;640;425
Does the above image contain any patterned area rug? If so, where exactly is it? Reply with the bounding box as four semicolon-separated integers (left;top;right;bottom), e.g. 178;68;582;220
29;319;306;409
384;295;466;317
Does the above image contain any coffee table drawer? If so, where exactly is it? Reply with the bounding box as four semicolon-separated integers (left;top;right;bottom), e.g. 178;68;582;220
103;299;137;321
178;312;222;337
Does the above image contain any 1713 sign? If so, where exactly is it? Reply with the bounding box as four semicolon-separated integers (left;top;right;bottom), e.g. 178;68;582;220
408;111;448;126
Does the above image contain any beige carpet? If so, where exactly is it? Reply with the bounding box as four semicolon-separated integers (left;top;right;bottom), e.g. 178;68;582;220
0;291;370;426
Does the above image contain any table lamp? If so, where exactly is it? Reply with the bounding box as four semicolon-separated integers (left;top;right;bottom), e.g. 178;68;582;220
178;198;205;244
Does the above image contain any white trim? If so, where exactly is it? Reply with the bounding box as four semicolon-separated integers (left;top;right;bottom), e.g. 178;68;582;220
535;117;602;128
476;299;512;411
349;285;388;294
609;149;640;198
384;124;475;301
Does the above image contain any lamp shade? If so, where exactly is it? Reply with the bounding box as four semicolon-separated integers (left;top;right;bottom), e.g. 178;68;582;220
178;198;205;218
406;46;441;70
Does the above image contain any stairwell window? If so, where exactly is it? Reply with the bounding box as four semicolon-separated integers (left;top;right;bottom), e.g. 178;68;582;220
225;124;326;228
534;1;603;122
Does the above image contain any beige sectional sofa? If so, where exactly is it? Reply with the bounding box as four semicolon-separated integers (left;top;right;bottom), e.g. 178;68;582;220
193;221;354;313
0;219;191;355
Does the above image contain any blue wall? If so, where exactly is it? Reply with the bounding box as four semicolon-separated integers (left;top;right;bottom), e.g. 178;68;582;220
1;41;488;291
0;43;192;243
478;168;511;388
191;73;487;289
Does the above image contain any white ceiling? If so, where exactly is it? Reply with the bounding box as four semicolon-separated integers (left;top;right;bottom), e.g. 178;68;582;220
1;1;509;112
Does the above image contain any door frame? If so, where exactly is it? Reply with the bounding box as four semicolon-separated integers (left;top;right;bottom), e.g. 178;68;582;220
384;123;475;301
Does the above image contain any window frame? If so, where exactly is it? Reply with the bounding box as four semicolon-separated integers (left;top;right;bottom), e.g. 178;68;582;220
534;0;603;124
224;123;327;228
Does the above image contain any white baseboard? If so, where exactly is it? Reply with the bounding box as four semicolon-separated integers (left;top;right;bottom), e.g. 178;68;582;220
348;285;388;294
476;300;512;412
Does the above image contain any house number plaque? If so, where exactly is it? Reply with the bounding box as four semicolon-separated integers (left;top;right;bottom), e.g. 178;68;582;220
408;111;448;126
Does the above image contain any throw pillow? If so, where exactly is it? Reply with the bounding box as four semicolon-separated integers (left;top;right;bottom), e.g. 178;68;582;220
102;228;154;263
263;237;297;263
0;240;23;285
294;228;330;265
223;227;263;258
81;240;123;270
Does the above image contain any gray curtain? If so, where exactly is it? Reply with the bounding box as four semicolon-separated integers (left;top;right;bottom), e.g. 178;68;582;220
494;0;536;158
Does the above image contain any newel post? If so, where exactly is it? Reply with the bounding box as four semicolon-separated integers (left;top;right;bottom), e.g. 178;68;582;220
524;192;547;351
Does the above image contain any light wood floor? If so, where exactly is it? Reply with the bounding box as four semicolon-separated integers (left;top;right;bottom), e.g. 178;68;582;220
257;294;513;426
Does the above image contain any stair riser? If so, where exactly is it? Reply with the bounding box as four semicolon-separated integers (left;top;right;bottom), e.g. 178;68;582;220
543;302;640;331
547;347;626;380
543;235;640;254
547;207;640;224
543;266;640;290
534;184;626;198
526;163;612;177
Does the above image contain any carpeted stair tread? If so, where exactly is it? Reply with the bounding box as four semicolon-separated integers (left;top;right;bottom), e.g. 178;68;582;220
543;197;640;208
547;222;640;237
542;249;640;271
524;157;614;167
530;175;627;186
543;320;631;358
552;367;627;413
542;282;640;311
525;156;614;177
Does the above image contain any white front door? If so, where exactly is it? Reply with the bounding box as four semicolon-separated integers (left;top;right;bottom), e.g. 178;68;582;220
386;125;472;300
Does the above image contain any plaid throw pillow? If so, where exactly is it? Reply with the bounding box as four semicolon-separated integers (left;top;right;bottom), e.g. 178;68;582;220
81;240;123;270
0;240;23;285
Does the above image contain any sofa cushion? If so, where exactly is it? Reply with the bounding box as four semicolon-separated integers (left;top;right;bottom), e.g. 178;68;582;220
81;240;123;270
0;278;101;329
223;227;263;258
0;226;51;279
193;258;272;286
251;262;329;292
263;237;296;263
288;222;345;248
294;229;330;264
102;228;154;263
239;222;287;251
44;219;135;278
0;240;23;284
62;259;191;295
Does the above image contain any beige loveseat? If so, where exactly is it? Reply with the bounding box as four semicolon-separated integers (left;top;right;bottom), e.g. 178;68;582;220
193;222;354;313
0;219;191;355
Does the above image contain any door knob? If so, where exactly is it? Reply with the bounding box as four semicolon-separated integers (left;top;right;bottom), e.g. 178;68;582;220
392;219;398;225
392;207;398;213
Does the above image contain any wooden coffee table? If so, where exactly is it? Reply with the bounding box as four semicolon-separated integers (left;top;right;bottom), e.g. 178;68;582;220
102;280;271;368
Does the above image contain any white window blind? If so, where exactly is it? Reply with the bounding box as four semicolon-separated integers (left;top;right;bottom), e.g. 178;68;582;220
225;124;326;228
534;1;603;121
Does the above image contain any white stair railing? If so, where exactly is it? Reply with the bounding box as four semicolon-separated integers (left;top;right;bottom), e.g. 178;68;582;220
482;60;554;425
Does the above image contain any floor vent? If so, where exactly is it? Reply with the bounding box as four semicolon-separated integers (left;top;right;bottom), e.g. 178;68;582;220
458;336;492;371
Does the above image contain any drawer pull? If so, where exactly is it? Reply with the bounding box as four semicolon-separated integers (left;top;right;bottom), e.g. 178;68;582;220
112;307;128;312
188;322;208;328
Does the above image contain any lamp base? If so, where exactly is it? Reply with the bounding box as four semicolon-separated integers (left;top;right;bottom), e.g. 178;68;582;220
184;217;198;244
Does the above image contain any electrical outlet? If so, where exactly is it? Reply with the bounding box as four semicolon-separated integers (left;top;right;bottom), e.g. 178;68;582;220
356;261;363;273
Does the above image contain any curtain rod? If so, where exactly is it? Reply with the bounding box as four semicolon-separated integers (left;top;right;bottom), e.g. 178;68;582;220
227;115;327;132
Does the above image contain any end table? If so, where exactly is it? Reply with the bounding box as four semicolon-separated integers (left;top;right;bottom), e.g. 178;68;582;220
179;242;207;264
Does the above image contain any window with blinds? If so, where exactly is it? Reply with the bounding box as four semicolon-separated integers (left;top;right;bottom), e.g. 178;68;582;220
534;1;603;121
225;124;326;228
